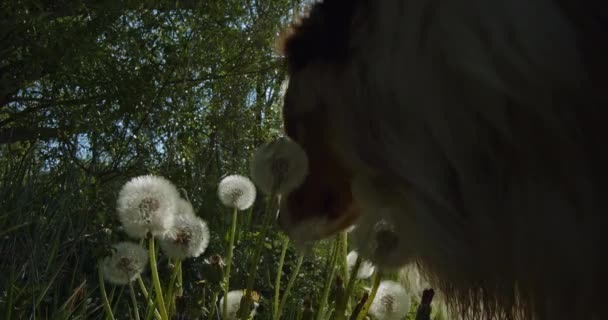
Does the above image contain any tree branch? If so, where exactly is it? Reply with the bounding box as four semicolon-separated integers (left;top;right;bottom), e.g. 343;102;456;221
0;127;62;145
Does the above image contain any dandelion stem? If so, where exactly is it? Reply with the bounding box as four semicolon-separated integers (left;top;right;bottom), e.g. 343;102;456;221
148;236;169;320
165;260;182;317
129;282;141;320
97;265;116;320
335;255;361;320
223;206;238;318
177;261;183;296
108;286;118;319
355;271;382;320
137;276;162;320
316;237;340;320
277;253;305;319
341;231;349;283
240;194;275;318
340;231;349;314
209;290;219;319
5;269;14;320
273;234;290;320
145;303;157;320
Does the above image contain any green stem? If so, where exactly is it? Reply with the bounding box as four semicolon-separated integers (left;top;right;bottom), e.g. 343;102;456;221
355;271;381;320
145;306;156;320
177;263;183;296
277;253;305;319
241;206;254;242
209;290;219;319
240;194;275;318
335;255;361;320
340;231;349;315
108;286;119;320
273;235;290;320
148;236;169;320
137;276;162;320
316;238;340;320
129;282;141;320
5;269;14;320
341;231;349;282
97;265;116;320
223;207;239;318
165;260;182;317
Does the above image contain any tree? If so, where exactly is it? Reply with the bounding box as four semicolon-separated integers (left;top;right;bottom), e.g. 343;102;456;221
0;0;303;318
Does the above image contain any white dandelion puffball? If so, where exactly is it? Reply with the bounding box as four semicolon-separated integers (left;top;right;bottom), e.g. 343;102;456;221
159;206;210;260
250;136;308;195
174;197;195;217
100;242;149;285
219;290;259;320
347;250;376;279
369;280;410;320
117;175;180;238
218;175;256;210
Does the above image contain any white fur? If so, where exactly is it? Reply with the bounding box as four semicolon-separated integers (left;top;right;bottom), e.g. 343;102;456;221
286;0;604;319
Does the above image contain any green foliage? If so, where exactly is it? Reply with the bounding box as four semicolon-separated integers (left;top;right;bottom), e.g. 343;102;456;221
0;0;431;319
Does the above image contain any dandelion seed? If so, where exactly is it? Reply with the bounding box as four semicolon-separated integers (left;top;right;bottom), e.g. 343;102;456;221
117;175;180;238
250;136;308;194
159;201;210;260
218;175;256;210
347;250;376;280
100;242;149;285
369;280;410;320
219;290;259;320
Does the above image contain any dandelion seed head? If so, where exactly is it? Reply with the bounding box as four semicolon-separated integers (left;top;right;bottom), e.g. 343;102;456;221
117;175;180;238
250;137;308;194
175;197;195;217
351;212;415;269
100;242;148;285
369;280;410;320
220;290;259;320
350;175;417;269
218;175;256;210
159;204;210;260
346;250;376;279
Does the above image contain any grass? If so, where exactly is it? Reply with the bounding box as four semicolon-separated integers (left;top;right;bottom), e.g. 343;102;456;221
0;149;433;320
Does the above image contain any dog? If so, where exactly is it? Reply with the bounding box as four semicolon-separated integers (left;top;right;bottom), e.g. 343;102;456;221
277;0;607;319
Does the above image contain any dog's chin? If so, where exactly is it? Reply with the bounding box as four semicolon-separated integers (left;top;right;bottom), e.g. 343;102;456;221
278;200;360;248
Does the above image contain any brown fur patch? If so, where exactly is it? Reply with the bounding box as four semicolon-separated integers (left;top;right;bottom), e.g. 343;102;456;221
283;103;358;237
279;0;608;319
280;0;360;72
